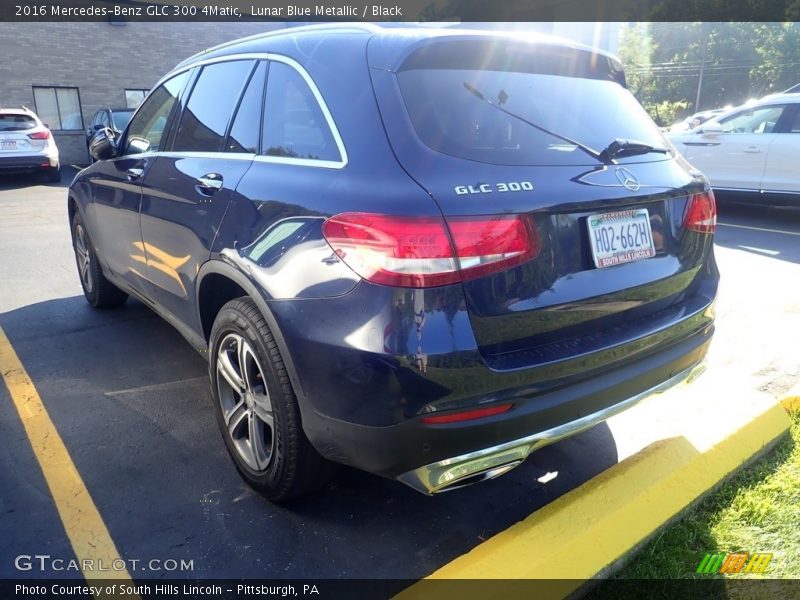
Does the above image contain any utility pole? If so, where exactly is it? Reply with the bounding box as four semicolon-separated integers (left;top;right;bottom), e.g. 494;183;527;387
695;25;708;111
695;57;705;111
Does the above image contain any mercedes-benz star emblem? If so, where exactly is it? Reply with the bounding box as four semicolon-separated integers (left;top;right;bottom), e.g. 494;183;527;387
615;168;640;192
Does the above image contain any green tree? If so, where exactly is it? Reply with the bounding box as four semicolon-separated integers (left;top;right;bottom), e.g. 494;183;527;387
619;22;800;125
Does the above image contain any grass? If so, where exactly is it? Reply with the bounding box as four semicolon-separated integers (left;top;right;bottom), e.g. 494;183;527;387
609;408;800;582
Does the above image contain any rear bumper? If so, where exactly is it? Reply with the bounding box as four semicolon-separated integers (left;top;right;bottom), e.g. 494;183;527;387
398;359;707;493
0;154;59;172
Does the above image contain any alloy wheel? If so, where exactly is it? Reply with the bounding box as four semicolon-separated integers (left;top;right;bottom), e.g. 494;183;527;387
216;333;275;471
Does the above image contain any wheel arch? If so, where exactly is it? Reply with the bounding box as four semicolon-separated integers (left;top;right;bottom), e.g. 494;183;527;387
196;259;309;409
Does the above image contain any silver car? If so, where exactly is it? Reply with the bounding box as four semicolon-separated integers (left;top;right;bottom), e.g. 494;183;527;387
0;106;60;182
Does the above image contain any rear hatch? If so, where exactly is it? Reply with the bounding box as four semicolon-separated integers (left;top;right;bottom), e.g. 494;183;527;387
368;33;716;369
0;113;47;154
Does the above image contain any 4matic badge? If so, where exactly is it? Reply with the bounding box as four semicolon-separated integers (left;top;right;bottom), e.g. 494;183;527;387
454;181;534;195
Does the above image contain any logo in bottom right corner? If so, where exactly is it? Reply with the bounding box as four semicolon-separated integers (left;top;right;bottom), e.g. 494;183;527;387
696;551;774;575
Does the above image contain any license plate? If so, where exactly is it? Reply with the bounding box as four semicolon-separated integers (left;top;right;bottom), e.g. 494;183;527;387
0;140;17;150
587;208;656;268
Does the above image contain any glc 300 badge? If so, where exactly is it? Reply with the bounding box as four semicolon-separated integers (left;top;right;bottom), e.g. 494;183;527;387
454;181;534;195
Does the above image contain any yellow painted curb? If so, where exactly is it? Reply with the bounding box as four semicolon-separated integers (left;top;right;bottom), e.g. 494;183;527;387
780;382;800;413
397;401;791;600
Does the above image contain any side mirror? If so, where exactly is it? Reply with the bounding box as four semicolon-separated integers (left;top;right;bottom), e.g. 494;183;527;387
700;122;723;136
89;127;118;161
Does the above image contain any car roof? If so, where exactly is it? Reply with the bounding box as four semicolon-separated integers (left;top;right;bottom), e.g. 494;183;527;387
0;106;37;116
172;23;617;74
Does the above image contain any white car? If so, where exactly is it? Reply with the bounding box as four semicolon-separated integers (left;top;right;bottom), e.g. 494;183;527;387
0;106;60;182
668;94;800;199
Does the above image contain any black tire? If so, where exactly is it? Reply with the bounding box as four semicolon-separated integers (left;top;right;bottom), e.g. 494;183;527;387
209;297;336;501
71;211;128;308
45;167;61;183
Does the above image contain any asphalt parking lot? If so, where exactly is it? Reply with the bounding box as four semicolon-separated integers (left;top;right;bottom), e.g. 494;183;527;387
1;169;798;582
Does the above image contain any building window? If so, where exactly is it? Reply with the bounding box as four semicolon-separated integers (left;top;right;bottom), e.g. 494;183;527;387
125;89;149;109
32;86;83;131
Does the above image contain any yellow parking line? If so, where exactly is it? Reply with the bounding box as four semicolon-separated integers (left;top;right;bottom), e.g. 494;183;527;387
0;325;134;589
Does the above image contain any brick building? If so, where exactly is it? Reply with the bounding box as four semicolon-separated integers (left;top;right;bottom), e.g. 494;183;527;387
0;21;284;164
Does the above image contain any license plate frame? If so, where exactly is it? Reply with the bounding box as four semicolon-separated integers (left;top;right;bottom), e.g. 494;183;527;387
587;208;656;268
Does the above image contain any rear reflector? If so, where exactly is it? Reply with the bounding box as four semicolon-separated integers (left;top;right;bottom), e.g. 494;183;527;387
420;403;513;424
27;130;50;140
322;213;539;288
684;190;716;233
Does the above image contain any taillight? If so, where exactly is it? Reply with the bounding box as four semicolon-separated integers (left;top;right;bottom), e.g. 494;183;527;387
27;130;50;140
419;402;513;424
321;213;540;288
684;190;716;233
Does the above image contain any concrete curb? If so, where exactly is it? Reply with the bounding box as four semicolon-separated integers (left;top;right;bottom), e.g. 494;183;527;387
397;396;793;600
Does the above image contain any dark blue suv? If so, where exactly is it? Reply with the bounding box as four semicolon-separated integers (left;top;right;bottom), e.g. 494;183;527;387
70;25;718;500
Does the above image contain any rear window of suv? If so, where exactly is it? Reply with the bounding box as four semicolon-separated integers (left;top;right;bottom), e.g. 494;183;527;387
0;114;37;131
396;41;667;166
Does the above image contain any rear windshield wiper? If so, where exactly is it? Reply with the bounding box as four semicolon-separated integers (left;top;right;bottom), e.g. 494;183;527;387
462;82;606;164
599;139;669;161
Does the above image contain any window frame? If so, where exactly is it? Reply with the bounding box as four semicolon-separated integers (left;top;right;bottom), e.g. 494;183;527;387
150;52;348;169
32;85;84;131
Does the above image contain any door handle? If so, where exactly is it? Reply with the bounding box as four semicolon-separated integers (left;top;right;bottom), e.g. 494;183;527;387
195;173;223;196
744;146;761;153
126;167;144;180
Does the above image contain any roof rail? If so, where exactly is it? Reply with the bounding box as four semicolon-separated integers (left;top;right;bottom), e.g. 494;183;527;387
174;23;382;71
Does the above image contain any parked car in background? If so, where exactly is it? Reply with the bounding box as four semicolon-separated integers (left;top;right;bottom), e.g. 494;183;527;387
85;107;134;155
0;106;60;182
70;25;718;500
668;94;800;201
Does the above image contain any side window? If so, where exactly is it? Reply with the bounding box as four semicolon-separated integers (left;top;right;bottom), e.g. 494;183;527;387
787;108;800;133
226;61;267;154
719;106;785;134
173;60;255;152
262;61;341;162
98;112;110;128
125;71;190;155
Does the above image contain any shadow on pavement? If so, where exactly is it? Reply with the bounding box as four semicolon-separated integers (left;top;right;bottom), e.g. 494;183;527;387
0;296;619;579
0;166;79;192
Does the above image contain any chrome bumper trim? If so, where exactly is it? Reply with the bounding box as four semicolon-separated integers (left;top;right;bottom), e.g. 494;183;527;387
397;360;706;495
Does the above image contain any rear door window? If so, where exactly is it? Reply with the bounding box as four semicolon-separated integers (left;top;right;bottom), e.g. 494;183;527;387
225;61;267;154
261;61;341;162
173;60;255;152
